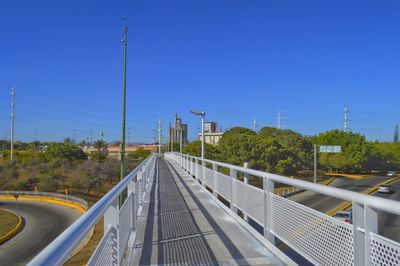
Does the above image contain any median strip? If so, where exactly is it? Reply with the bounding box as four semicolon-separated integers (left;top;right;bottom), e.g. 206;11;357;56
0;208;23;245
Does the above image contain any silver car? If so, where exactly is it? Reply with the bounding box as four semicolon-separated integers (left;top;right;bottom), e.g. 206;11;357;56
387;171;397;177
378;184;394;194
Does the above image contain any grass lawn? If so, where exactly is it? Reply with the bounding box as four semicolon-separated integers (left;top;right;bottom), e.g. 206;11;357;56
0;209;19;238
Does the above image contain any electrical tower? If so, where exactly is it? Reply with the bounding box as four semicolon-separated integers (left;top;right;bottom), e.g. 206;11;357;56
277;111;286;129
344;105;349;132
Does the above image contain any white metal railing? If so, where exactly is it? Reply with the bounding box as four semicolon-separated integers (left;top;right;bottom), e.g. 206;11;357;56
0;190;88;210
28;153;157;266
166;152;400;266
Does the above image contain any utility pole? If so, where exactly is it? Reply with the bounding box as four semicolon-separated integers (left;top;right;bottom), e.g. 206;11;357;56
119;21;128;204
2;131;6;157
90;129;93;147
158;117;162;153
253;118;257;132
10;88;15;162
344;105;348;132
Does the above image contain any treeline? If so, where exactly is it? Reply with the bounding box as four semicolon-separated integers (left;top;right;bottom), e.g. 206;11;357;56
182;127;400;176
0;142;150;193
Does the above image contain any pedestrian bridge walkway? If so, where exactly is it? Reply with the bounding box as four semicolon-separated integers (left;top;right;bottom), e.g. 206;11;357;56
28;153;400;266
131;158;287;265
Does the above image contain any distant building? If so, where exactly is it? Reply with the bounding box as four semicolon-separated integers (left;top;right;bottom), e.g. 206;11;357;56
198;121;224;145
169;113;189;145
83;144;158;158
107;144;158;158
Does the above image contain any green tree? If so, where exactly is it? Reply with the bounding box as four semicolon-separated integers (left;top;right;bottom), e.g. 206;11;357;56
316;130;370;172
93;140;107;152
182;140;219;160
44;143;87;161
89;151;106;161
127;148;151;159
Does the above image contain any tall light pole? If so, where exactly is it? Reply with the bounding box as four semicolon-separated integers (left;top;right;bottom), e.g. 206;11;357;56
10;88;15;162
120;22;128;190
190;110;205;159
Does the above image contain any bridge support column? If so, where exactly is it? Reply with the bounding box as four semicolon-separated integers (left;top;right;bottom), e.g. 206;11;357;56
230;168;238;214
263;177;275;244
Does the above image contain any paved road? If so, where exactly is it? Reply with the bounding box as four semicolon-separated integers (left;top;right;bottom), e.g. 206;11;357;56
0;200;81;265
372;179;400;242
289;176;390;212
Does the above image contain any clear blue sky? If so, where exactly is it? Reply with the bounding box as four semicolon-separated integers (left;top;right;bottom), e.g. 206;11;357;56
1;0;400;143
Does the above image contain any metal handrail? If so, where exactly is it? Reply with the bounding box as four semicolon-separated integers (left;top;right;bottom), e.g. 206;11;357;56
28;154;156;266
175;152;400;216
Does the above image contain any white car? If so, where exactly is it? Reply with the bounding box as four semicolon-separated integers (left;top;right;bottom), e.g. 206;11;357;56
334;211;352;224
387;171;397;177
378;184;394;194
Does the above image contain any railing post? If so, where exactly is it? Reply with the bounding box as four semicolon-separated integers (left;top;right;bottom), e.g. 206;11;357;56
353;202;364;266
104;198;119;264
230;168;238;214
195;158;199;182
212;163;218;198
191;158;194;177
202;160;206;188
186;154;189;172
365;205;378;265
243;162;249;223
263;176;275;244
127;180;136;231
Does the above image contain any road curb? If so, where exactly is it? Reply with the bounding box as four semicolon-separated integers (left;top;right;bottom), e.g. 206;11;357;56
0;196;86;214
0;208;23;245
0;194;93;261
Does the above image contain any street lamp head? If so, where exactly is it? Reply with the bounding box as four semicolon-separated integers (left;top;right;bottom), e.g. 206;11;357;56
190;110;205;116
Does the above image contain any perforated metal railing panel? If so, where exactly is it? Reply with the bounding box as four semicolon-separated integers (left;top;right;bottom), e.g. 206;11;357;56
204;167;214;187
234;179;264;225
371;232;400;265
270;193;354;265
119;193;133;260
215;171;232;200
87;226;118;266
